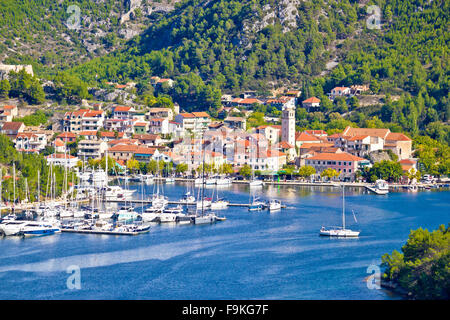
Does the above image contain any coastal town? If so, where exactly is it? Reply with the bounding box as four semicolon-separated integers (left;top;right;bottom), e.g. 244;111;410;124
0;0;448;303
0;85;427;186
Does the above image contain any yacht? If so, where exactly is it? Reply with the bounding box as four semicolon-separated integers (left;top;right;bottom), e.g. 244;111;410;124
268;199;282;211
215;177;231;186
366;179;389;195
0;220;30;236
103;186;136;201
98;211;114;220
165;177;175;183
205;178;217;186
59;208;74;218
163;205;184;214
319;185;360;238
117;207;139;222
194;178;203;186
249;180;263;187
142;205;164;222
19;222;61;237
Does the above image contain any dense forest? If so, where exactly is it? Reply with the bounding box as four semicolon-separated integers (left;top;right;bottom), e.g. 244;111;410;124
381;224;450;299
0;0;168;76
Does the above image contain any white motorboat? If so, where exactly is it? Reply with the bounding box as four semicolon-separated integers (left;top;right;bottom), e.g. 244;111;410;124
165;177;175;183
319;185;360;238
249;180;263;187
366;179;389;195
215;178;231;186
0;220;30;236
163;205;183;214
141;212;160;223
176;214;192;225
98;212;114;220
19;221;61;237
205;178;216;185
59;208;74;218
103;186;136;200
268;199;282;211
117;207;139;222
91;169;108;188
194;178;203;186
159;212;177;223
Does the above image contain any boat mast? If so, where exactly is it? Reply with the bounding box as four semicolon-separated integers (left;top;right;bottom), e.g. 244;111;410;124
342;185;345;230
13;162;15;213
201;132;206;217
37;169;40;205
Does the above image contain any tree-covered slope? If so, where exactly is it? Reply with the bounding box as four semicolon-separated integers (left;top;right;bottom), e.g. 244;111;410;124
0;0;179;77
381;224;450;300
71;1;448;123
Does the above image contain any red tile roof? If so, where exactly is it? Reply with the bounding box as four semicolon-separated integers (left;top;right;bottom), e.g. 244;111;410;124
303;97;321;104
58;132;77;138
1;121;24;131
295;132;320;142
308;152;365;161
113;106;132;112
386;132;412;141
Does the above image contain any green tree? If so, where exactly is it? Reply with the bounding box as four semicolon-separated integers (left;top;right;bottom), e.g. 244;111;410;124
239;164;252;178
175;163;188;176
320;168;339;180
298;165;316;179
0;79;10;98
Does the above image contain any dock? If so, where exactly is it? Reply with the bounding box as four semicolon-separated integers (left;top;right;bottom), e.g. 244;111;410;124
106;199;287;208
60;229;140;236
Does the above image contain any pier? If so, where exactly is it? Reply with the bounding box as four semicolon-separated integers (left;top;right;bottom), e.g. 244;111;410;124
60;229;140;236
106;199;287;208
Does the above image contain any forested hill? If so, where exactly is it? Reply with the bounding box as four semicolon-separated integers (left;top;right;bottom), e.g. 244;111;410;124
72;0;449;122
0;0;179;77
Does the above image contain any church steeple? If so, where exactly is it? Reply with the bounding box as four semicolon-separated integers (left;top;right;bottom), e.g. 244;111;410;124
282;104;295;146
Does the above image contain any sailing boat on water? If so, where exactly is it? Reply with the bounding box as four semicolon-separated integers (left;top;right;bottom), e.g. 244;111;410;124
319;185;360;237
210;186;229;210
193;135;218;225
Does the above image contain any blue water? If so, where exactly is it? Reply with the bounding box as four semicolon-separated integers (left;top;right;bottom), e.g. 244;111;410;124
0;183;449;300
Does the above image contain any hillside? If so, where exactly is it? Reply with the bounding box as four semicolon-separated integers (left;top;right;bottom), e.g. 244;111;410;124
0;0;180;77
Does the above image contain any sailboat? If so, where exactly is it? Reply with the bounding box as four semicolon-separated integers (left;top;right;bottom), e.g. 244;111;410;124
248;193;265;212
210;186;229;210
319;185;360;237
193;136;218;225
248;168;263;187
